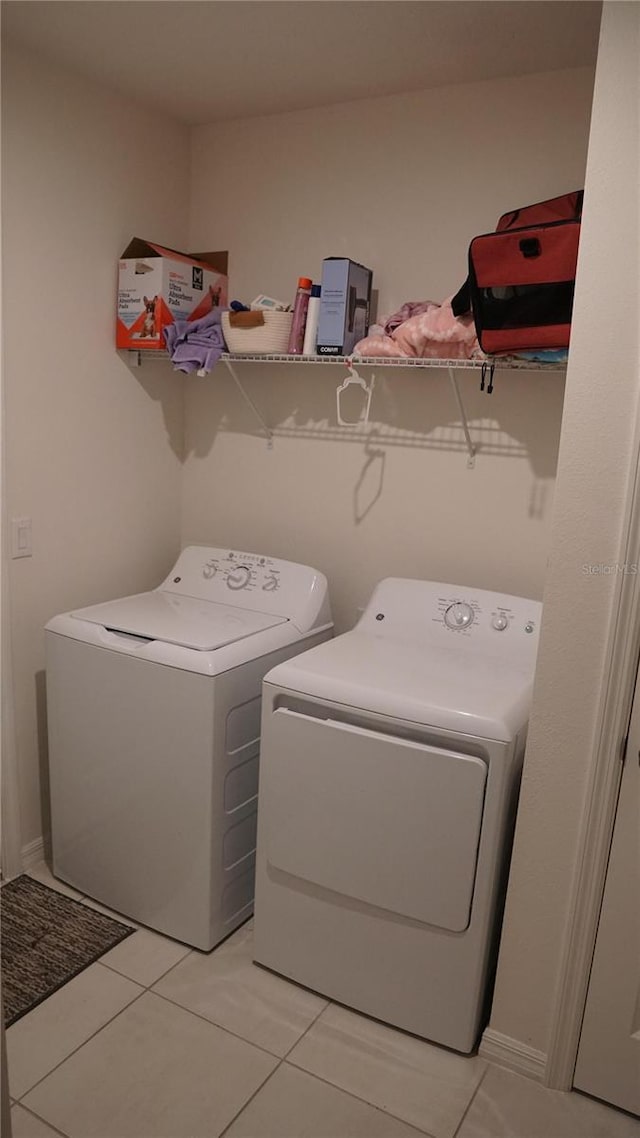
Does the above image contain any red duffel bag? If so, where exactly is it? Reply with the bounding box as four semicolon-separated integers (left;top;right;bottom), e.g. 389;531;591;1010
451;190;583;355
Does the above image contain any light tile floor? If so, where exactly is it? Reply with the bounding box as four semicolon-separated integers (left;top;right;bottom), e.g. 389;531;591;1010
6;863;640;1138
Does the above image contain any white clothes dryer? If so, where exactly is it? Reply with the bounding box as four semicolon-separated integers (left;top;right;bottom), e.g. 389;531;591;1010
46;546;332;950
253;577;541;1052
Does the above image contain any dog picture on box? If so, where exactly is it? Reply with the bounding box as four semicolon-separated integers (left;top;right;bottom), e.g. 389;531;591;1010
140;295;159;339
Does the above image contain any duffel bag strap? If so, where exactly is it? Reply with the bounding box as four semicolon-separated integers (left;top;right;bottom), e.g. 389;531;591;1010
451;278;471;317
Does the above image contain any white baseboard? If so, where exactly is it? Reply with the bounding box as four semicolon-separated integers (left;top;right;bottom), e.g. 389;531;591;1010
20;835;45;870
479;1028;547;1083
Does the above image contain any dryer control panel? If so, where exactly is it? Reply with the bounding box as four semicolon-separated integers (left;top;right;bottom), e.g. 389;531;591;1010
357;577;542;667
158;546;331;634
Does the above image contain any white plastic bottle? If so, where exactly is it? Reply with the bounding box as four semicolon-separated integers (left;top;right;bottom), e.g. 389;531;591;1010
302;284;321;356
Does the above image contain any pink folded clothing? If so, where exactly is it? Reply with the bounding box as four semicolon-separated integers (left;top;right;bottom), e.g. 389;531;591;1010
354;297;482;360
350;334;413;358
383;300;439;335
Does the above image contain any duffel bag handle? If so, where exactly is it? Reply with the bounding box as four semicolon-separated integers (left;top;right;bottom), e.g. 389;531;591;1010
501;209;521;229
451;278;471;317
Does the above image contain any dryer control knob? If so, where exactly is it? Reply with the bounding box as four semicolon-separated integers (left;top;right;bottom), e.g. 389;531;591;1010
491;614;509;632
444;601;474;630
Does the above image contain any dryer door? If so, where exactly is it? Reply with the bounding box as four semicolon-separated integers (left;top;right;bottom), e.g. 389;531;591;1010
264;707;487;932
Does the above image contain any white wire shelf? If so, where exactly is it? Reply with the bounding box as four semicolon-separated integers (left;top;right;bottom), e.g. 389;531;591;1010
124;348;566;372
220;352;567;371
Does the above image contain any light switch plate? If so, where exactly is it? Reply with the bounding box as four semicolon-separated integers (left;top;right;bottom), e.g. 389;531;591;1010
11;517;32;558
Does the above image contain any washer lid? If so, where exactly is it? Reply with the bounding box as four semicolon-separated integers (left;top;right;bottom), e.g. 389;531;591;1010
70;591;287;651
265;630;535;741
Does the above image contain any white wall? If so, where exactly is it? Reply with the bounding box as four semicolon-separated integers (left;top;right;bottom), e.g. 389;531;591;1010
487;0;640;1061
185;68;594;632
2;45;189;849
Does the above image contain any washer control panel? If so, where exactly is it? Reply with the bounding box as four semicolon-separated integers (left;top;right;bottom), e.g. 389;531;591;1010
158;546;331;634
200;550;282;595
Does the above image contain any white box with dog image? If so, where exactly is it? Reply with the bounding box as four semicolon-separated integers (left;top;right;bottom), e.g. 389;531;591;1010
116;238;228;350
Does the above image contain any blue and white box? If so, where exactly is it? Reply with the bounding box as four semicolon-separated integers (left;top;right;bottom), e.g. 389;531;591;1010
316;258;373;356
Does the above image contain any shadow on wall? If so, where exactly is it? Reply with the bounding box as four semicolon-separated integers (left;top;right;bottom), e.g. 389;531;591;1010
182;363;565;469
178;361;566;520
355;436;386;524
120;354;186;461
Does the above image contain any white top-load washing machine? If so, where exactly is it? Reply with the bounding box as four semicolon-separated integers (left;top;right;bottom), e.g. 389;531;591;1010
253;577;541;1052
46;546;332;951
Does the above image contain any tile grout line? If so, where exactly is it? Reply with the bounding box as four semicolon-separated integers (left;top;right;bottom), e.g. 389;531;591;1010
281;1055;439;1138
216;1061;286;1138
11;1099;71;1138
15;962;327;1138
13;987;148;1105
282;1002;482;1138
219;996;441;1138
12;939;294;1127
197;997;333;1138
215;998;333;1138
13;944;287;1107
280;998;331;1061
148;987;293;1063
450;1060;490;1138
140;947;193;987
284;1005;437;1138
98;947;192;989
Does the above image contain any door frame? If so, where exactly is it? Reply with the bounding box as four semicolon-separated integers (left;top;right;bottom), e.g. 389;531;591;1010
545;411;640;1089
1;250;24;882
1;615;24;881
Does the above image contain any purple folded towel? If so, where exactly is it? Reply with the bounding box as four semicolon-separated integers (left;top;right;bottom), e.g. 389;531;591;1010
163;306;226;374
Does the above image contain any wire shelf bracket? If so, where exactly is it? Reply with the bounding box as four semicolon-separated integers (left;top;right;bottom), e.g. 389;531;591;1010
222;357;274;448
448;367;476;468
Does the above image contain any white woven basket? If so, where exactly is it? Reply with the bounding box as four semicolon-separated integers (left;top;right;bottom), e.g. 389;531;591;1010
222;310;293;354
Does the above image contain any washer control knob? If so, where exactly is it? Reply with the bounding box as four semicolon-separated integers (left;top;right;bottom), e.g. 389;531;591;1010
202;562;217;580
491;614;509;632
227;566;251;590
444;601;474;630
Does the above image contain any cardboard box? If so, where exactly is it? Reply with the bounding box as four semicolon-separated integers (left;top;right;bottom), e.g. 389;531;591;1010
117;238;228;350
316;258;373;356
